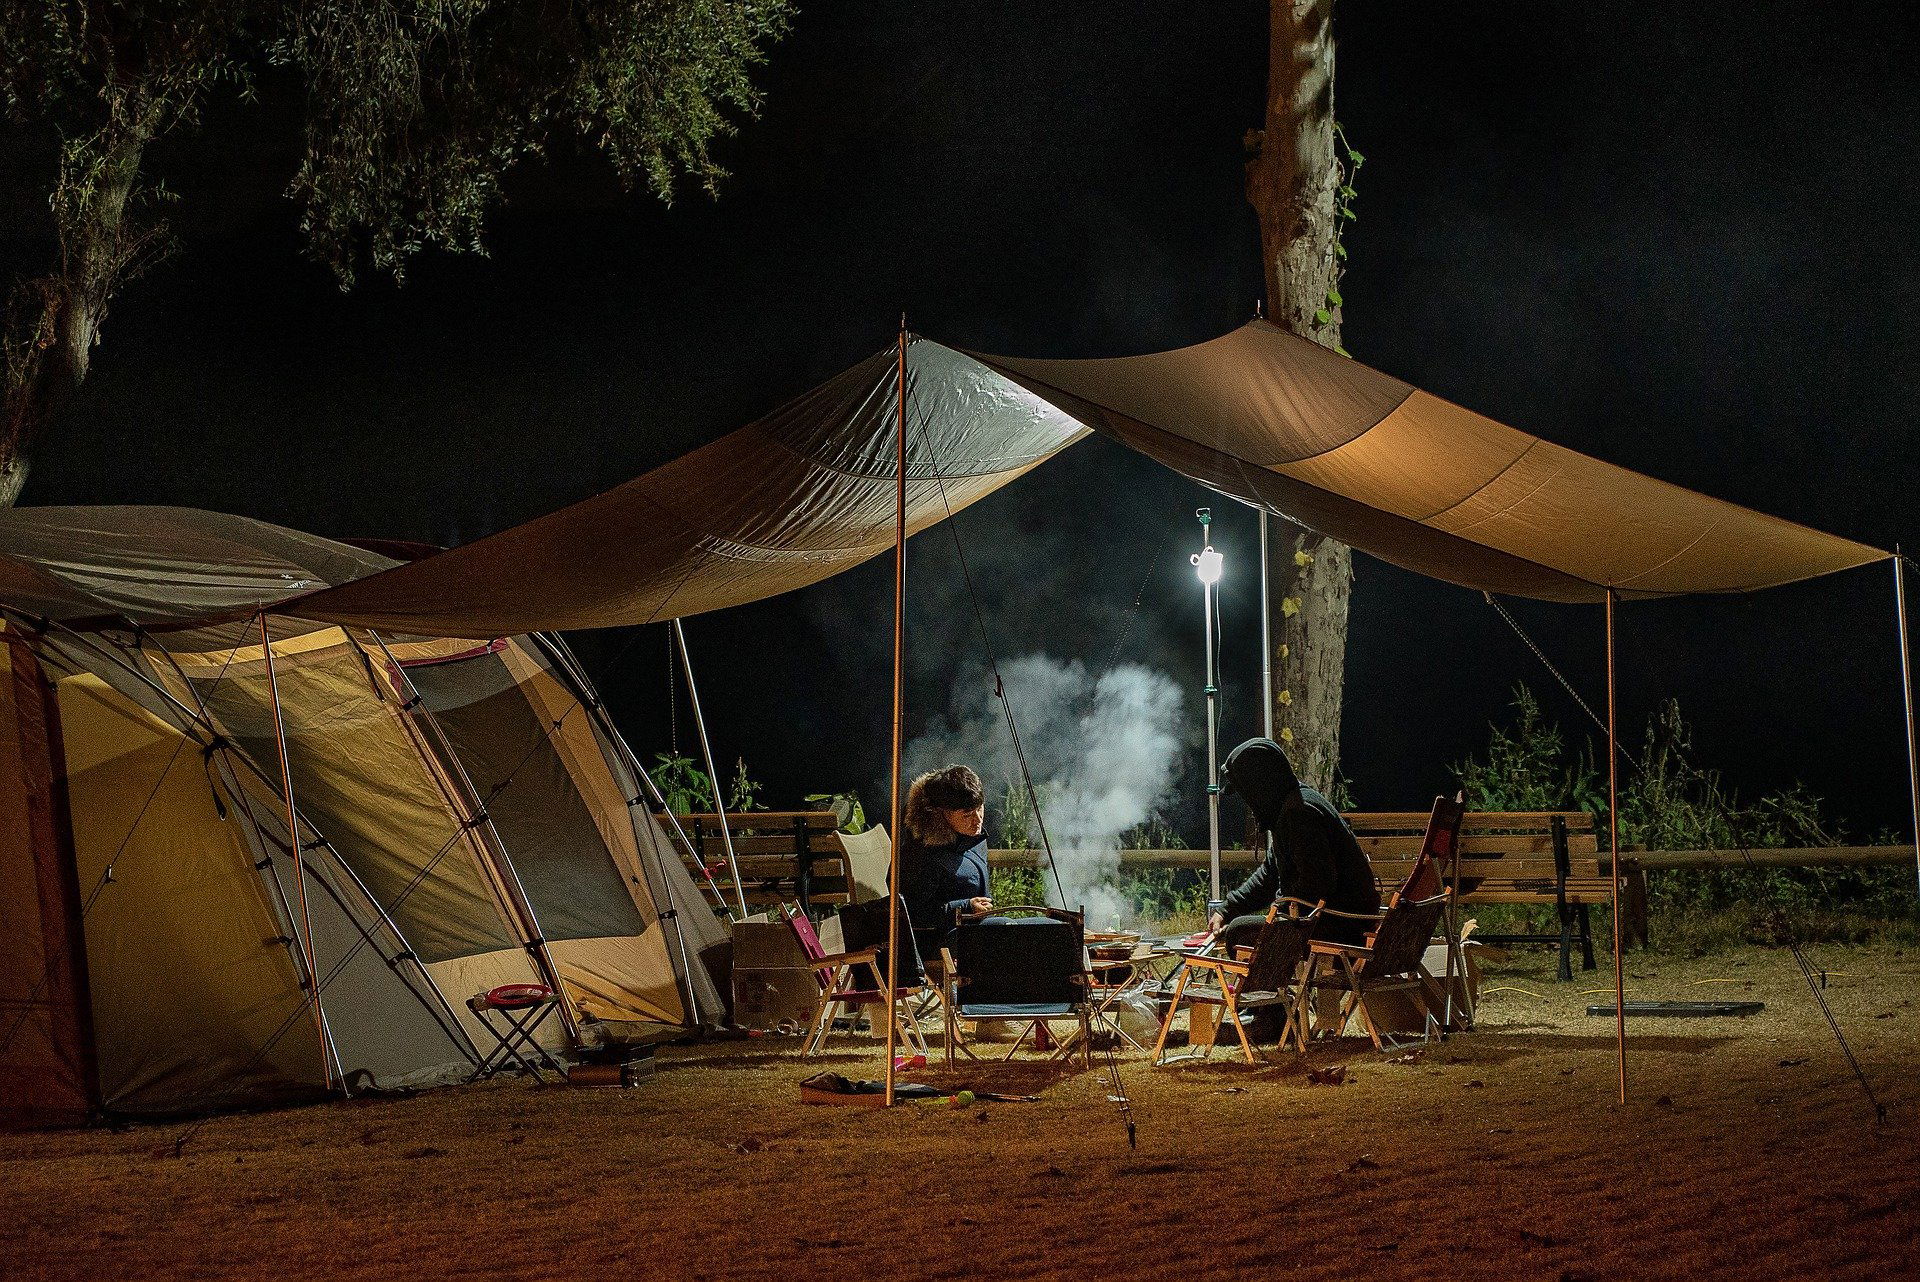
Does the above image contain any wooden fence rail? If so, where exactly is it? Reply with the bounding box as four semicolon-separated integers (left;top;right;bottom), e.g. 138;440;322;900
987;845;1916;872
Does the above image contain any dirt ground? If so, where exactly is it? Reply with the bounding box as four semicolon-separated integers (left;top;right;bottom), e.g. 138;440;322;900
5;946;1919;1281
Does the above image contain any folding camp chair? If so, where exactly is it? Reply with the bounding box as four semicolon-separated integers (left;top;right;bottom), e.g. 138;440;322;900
1308;891;1451;1051
781;904;928;1057
1152;898;1322;1065
942;907;1091;1067
1379;793;1471;1030
466;983;568;1082
833;896;942;1041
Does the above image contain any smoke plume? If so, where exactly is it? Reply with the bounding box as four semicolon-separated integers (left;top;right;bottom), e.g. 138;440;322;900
903;654;1184;926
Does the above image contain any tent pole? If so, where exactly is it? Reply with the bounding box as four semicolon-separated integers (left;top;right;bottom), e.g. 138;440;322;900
885;319;908;1109
1895;550;1920;896
1605;589;1626;1105
525;632;709;1027
259;613;344;1093
358;632;580;1043
673;619;748;918
1259;508;1274;741
68;619;480;1065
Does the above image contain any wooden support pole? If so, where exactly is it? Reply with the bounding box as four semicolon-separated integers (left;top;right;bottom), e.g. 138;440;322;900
1895;550;1920;896
885;320;908;1108
1605;589;1626;1105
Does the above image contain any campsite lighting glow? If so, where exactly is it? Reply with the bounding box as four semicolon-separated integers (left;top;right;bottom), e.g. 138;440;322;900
1191;545;1224;584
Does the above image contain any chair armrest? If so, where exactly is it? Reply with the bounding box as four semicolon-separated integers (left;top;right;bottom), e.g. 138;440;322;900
1310;940;1373;959
811;947;880;969
1317;907;1385;922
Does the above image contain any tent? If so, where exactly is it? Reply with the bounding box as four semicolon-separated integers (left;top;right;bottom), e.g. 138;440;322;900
0;508;725;1128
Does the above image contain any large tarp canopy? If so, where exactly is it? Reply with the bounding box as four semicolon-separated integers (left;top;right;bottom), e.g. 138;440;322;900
974;321;1887;602
280;323;1883;637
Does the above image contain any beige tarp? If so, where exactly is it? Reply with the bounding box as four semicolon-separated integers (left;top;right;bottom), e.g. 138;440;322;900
973;322;1886;602
283;326;1882;637
284;342;1090;636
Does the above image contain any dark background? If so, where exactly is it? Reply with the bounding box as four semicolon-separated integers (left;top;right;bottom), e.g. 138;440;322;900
10;3;1919;838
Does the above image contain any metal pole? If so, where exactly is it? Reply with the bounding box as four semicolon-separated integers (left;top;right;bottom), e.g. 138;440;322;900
528;631;715;1022
1605;589;1626;1105
358;631;580;1041
258;614;342;1092
101;620;480;1064
885;320;908;1108
672;619;748;918
1895;550;1920;896
1199;508;1222;902
1259;508;1274;741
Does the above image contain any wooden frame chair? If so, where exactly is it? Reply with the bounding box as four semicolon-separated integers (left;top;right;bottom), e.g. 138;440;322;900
942;906;1091;1067
1152;897;1323;1066
1308;891;1450;1051
1379;793;1471;1030
780;905;927;1058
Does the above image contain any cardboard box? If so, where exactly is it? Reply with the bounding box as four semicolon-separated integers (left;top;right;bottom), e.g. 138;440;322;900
1344;942;1482;1036
733;967;822;1031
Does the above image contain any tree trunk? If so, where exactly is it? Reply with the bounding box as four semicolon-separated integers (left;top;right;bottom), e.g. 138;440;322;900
1246;0;1352;793
1;114;160;508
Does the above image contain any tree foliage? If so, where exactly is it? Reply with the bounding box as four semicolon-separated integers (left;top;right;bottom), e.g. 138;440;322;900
0;0;792;497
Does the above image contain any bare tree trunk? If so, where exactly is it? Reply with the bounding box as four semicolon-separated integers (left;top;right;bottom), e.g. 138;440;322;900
2;107;165;508
1245;0;1352;793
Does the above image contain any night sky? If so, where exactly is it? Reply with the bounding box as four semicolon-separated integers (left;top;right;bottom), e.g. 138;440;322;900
11;3;1920;838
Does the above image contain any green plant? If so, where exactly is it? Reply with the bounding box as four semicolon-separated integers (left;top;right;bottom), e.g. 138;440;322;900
1118;812;1182;850
1453;684;1604;818
989;866;1047;907
995;779;1054;851
647;752;761;815
803;791;867;834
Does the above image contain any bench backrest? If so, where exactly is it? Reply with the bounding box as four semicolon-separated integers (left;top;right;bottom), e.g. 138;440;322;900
671;810;852;908
1344;809;1599;894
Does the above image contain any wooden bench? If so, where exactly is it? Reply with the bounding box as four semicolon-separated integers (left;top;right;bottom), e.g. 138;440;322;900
670;810;851;914
1345;810;1648;981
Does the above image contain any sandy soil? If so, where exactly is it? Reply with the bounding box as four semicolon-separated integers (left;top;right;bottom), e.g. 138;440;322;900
4;946;1918;1281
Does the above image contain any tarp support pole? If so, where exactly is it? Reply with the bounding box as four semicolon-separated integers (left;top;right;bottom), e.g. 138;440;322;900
1605;588;1626;1105
259;613;345;1093
672;619;748;919
885;320;908;1109
1895;549;1920;896
1259;509;1273;741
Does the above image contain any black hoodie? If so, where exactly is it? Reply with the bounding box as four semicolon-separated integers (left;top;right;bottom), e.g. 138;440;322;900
1219;738;1379;945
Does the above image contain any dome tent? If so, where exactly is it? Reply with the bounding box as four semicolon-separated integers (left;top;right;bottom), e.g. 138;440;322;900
0;507;724;1128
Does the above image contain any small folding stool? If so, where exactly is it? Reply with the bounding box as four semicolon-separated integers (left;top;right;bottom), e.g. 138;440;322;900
466;983;567;1082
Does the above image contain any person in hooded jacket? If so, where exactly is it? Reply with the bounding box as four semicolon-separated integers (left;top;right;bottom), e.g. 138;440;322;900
1207;737;1379;948
895;764;994;961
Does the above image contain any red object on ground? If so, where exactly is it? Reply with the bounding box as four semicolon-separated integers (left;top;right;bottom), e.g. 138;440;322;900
480;983;553;1010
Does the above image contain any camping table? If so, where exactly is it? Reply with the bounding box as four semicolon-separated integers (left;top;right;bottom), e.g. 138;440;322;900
466;985;568;1083
1085;942;1182;1051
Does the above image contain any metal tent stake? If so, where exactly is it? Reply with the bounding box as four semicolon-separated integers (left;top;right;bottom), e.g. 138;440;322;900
885;321;908;1108
1605;589;1627;1105
1896;549;1920;896
673;619;748;918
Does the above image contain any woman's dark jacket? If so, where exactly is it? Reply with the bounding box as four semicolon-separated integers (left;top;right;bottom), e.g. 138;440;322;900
893;774;990;949
1220;738;1379;945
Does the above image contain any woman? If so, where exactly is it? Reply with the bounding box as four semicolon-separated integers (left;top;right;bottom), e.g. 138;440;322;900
897;763;994;955
1207;736;1379;946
